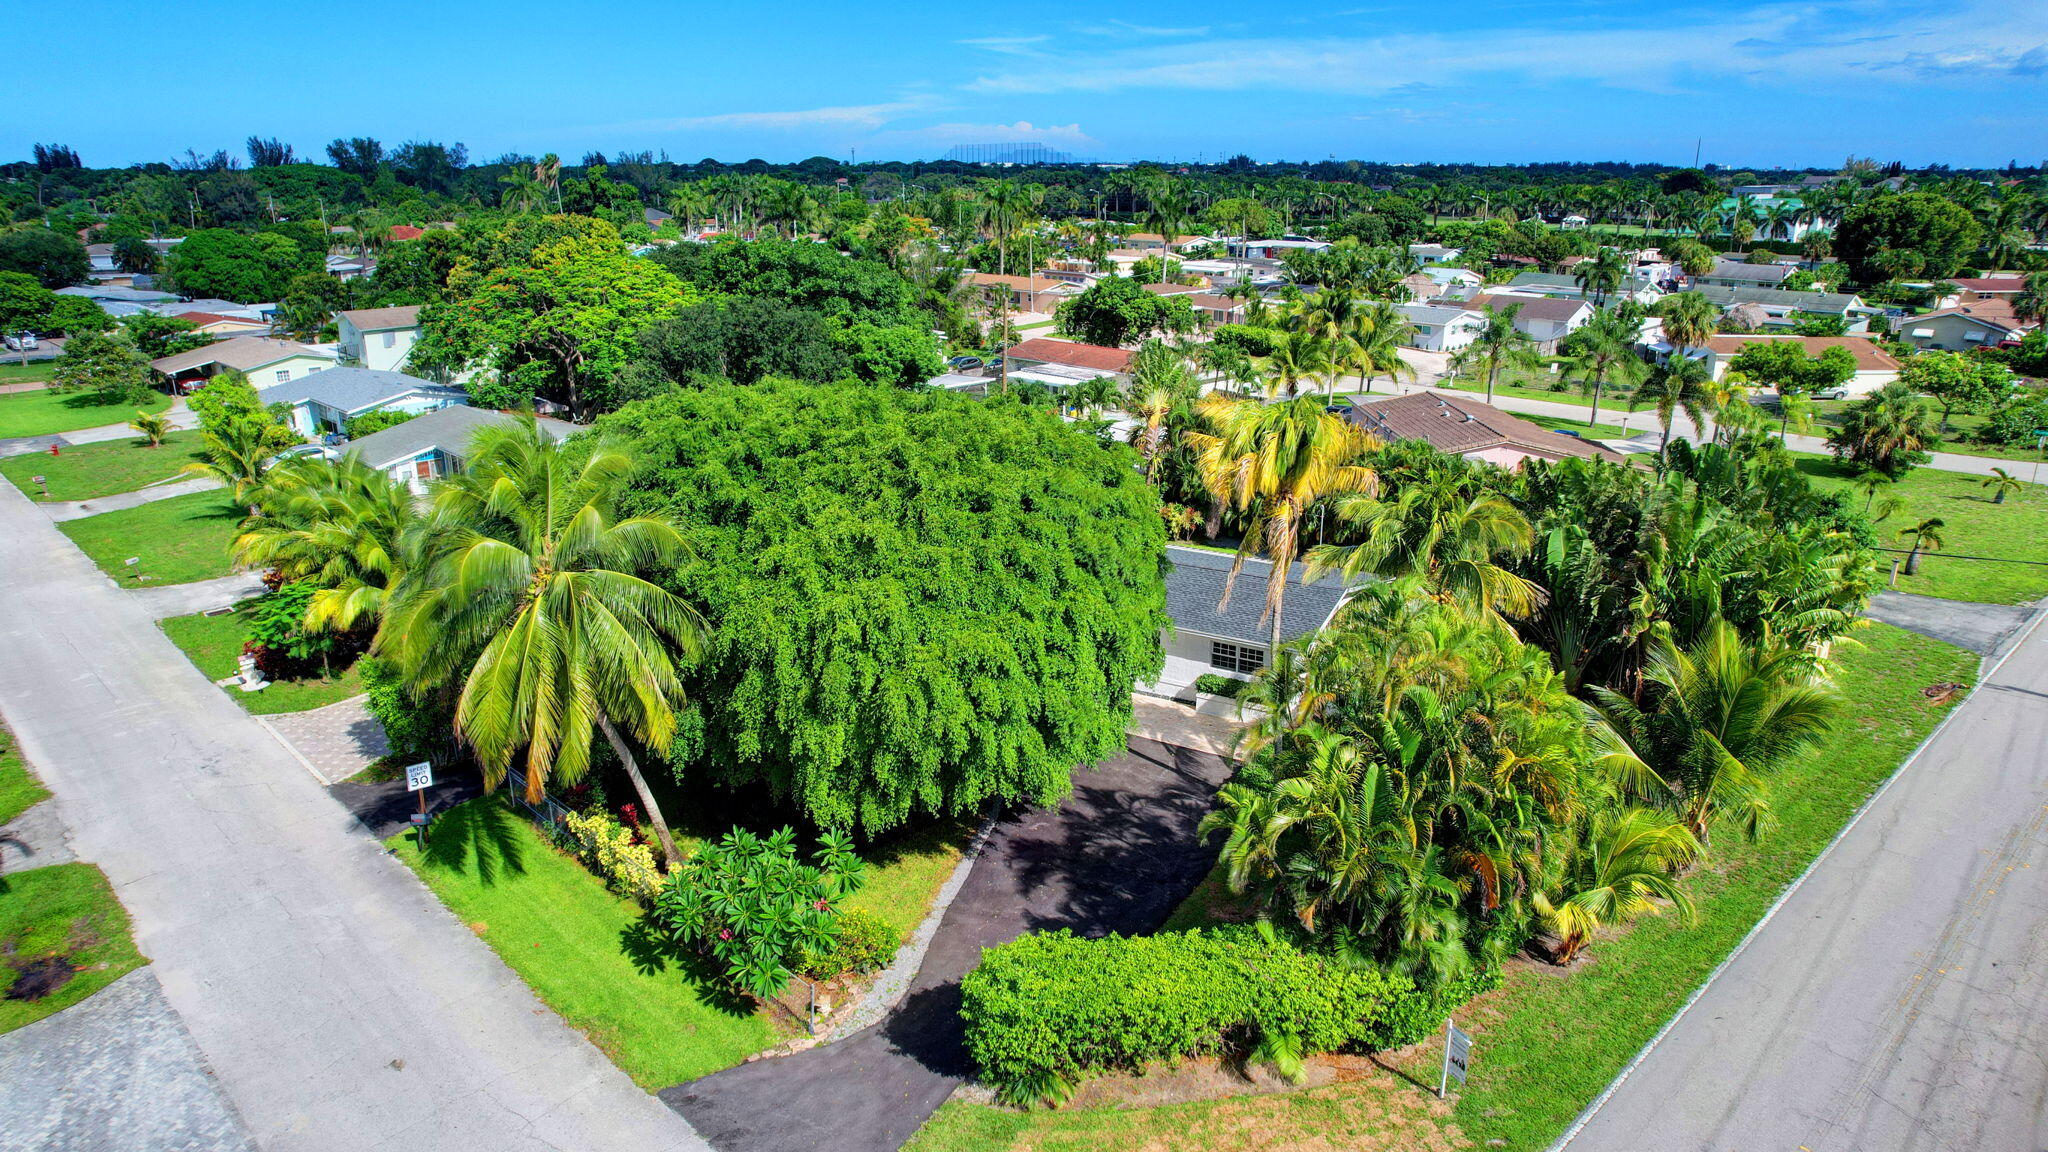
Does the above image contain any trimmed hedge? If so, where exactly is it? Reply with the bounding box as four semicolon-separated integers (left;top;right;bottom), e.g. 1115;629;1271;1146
961;927;1498;1101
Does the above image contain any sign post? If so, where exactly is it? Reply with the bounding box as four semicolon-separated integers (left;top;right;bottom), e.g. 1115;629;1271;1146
405;761;434;846
1438;1018;1472;1098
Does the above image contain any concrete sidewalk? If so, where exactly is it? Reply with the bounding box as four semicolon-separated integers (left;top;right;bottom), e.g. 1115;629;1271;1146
0;479;706;1151
125;571;267;620
39;476;224;522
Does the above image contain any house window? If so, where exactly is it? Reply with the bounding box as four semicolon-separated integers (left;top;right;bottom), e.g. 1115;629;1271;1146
274;369;290;383
1210;641;1265;674
382;331;396;348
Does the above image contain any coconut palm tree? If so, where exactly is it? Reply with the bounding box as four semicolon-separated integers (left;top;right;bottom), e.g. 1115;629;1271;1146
182;418;283;511
1449;305;1541;406
1573;247;1630;308
1534;807;1700;964
979;178;1043;278
1185;395;1380;652
1827;382;1937;477
1639;354;1716;456
1559;310;1648;427
129;408;173;447
1251;329;1337;399
1897;517;1945;575
235;456;419;633
1306;484;1542;626
1065;375;1121;418
1591;619;1840;842
1982;467;2026;505
1655;291;1719;358
534;153;563;212
377;420;706;866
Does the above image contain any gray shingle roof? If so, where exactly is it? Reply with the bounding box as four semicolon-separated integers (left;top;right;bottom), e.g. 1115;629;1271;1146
1705;259;1795;285
257;368;465;415
1164;545;1348;648
1396;303;1480;325
342;406;576;469
153;336;328;374
1690;285;1864;313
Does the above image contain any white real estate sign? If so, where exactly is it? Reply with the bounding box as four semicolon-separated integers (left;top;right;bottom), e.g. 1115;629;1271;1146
1440;1019;1472;1096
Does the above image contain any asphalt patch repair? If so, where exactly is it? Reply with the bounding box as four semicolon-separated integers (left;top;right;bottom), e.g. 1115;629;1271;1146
661;737;1234;1152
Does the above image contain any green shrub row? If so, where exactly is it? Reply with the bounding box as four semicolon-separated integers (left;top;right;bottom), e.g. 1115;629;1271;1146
1191;673;1248;699
960;927;1498;1101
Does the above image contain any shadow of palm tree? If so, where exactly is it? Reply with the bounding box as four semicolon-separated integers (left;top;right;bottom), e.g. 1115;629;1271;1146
421;798;526;885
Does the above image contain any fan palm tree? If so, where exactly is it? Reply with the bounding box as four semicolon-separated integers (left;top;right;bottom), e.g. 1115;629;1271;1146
1185;396;1381;652
129;408;173;447
1559;311;1648;427
1982;467;2026;505
377;420;706;866
1897;517;1945;575
1591;619;1840;842
1449;305;1541;406
1534;807;1700;964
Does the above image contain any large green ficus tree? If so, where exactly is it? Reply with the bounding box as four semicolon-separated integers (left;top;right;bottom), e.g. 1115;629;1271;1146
598;379;1168;835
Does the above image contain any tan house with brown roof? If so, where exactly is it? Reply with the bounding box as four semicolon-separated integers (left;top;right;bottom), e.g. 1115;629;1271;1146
1894;299;2036;353
1005;338;1135;377
150;336;336;393
1699;335;1902;394
967;274;1079;315
336;305;424;373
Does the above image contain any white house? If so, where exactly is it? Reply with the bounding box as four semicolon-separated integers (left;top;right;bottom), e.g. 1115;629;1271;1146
1409;243;1464;266
336;305;424;373
1693;259;1798;290
1395;303;1488;352
1420;266;1484;299
1503;272;1662;307
257;368;468;440
327;406;576;492
1139;545;1352;704
1697;335;1903;395
1232;238;1331;259
1468;293;1593;352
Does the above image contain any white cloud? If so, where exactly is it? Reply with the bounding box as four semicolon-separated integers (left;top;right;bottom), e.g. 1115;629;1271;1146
630;96;941;133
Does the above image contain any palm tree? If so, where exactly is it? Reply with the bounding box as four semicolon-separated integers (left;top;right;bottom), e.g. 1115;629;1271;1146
378;420;706;866
1065;375;1121;418
980;179;1043;278
1534;808;1700;964
2013;272;2048;326
1638;354;1715;456
498;168;542;213
1185;396;1380;652
1655;291;1719;358
1573;247;1630;308
534;154;563;212
1592;620;1840;842
1827;382;1938;477
1306;485;1542;626
1559;311;1648;427
129;408;173;447
183;418;282;511
1349;301;1415;396
1449;306;1541;406
1251;329;1336;399
1897;517;1945;575
235;456;418;633
1982;467;2025;505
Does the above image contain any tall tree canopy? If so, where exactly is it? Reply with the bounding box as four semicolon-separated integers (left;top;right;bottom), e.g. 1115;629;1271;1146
598;380;1167;834
164;228;320;302
0;228;90;288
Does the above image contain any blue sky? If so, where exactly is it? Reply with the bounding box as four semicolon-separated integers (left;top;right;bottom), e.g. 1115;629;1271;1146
11;0;2046;168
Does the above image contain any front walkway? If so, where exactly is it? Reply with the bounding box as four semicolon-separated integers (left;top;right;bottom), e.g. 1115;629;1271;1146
40;476;223;523
258;695;392;786
662;738;1234;1152
125;571;266;620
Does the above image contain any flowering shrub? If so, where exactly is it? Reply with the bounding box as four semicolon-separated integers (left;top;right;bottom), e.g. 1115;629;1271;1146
657;827;864;999
799;909;901;981
562;809;666;906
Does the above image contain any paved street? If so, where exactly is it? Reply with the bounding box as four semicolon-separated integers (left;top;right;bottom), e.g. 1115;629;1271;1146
0;480;705;1151
1558;606;2048;1152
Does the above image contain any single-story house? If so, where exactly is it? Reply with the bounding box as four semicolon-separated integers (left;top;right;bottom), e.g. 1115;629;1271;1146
326;405;574;491
1694;259;1798;289
1409;243;1463;266
151;337;335;393
1698;335;1902;394
257;368;468;440
1140;544;1352;702
1344;390;1628;468
57;283;180;307
1005;337;1135;378
1467;293;1593;352
1187;293;1246;327
644;206;673;230
386;225;426;242
1419;266;1484;299
968;273;1080;314
1394;303;1488;352
336;305;424;373
1140;282;1206;298
1893;300;2036;352
173;311;270;337
1232;238;1331;259
1689;285;1874;331
1504;272;1661;307
1946;277;2026;303
1124;232;1212;253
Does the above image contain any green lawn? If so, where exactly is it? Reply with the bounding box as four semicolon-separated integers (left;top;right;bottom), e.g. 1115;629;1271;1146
0;430;206;502
0;362;54;387
907;624;1975;1152
0;387;170;439
391;797;777;1088
1795;456;2048;604
0;863;148;1034
58;490;243;586
0;719;49;827
844;818;973;941
1519;412;1635;441
160;601;366;716
1805;401;2048;467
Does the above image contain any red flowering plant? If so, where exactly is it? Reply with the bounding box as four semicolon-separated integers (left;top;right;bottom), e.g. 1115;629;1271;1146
654;826;864;1000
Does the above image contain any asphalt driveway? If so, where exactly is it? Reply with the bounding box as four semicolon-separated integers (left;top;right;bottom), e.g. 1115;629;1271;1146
661;737;1234;1152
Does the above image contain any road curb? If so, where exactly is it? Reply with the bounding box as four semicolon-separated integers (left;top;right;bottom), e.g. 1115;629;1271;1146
1546;596;2048;1151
